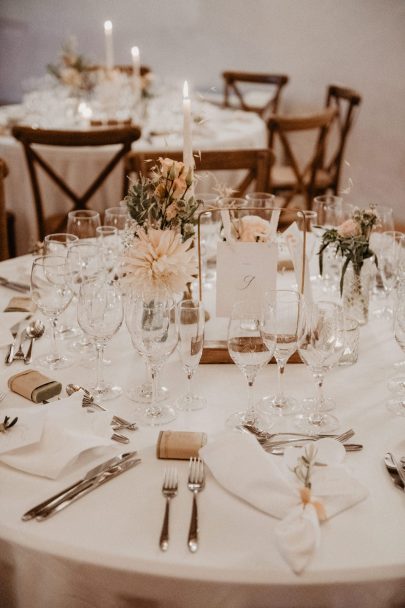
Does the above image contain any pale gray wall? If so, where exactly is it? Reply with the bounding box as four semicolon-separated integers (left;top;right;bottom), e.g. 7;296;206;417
1;0;405;220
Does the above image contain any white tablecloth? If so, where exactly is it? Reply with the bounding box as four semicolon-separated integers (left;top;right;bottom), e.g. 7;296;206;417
0;99;266;255
0;255;405;608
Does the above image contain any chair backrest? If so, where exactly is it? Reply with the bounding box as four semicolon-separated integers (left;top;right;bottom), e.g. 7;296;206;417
222;71;289;120
324;84;362;194
12;125;141;240
267;107;336;209
124;148;274;197
0;158;9;261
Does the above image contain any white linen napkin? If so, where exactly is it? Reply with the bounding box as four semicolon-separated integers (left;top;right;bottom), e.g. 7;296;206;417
0;312;28;347
200;431;368;574
0;408;46;454
0;395;116;479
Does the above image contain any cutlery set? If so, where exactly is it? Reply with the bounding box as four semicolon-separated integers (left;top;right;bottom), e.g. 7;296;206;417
159;457;205;553
4;318;44;366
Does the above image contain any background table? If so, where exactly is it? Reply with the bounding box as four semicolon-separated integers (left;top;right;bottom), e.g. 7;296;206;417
0;98;266;255
0;255;405;608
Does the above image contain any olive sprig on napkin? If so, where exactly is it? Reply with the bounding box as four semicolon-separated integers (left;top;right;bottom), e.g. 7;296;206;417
0;415;18;433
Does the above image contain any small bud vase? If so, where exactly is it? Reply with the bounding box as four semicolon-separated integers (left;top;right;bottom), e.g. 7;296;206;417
342;259;373;325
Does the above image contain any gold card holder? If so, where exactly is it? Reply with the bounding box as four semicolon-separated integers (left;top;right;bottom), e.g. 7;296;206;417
196;206;311;364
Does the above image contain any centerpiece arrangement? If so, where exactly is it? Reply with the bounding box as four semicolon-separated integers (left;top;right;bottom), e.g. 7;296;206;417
318;206;378;324
120;157;201;298
47;37;96;95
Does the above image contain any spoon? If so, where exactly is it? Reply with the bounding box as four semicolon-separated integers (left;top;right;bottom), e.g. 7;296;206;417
24;320;45;365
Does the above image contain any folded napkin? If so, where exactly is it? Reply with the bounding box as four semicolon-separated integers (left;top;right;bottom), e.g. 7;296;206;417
0;395;116;479
200;431;368;574
0;312;29;347
0;408;46;455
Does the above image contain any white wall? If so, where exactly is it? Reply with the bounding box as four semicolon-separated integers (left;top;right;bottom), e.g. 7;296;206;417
1;0;405;220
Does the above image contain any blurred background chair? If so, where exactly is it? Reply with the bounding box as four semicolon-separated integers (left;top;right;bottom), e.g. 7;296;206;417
12;125;141;240
221;71;289;122
267;107;336;209
0;158;10;260
125;148;274;197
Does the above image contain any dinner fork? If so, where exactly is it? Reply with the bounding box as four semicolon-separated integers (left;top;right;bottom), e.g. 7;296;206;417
159;467;178;552
187;457;205;553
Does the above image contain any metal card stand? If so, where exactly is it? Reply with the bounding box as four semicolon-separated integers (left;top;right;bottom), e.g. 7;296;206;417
196;206;310;364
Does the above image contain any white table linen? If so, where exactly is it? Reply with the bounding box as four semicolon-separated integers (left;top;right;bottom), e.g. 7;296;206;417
0;255;405;607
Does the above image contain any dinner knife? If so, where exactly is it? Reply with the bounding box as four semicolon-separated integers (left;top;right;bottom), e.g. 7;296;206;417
22;451;137;521
0;276;30;293
35;456;141;520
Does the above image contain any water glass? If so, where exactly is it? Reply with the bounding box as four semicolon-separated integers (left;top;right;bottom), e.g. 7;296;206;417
67;210;101;239
104;206;130;232
176;300;206;410
339;317;359;366
44;233;79;255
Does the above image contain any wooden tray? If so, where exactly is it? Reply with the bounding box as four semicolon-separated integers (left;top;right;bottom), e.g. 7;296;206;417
201;340;303;364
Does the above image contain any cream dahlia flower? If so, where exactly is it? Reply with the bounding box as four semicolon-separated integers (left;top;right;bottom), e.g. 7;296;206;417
121;228;197;296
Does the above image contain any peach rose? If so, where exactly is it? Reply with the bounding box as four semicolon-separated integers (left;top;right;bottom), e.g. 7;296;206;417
238;215;271;242
337;219;361;238
159;158;186;180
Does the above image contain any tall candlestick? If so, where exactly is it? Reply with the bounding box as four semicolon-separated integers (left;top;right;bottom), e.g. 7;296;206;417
182;80;193;170
131;46;141;79
104;20;114;71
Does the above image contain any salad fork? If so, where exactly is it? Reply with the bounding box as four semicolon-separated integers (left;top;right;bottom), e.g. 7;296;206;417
187;457;205;553
159;467;178;552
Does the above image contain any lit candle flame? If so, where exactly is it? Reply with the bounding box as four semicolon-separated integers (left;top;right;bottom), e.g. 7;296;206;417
104;20;112;32
183;80;189;99
131;46;139;60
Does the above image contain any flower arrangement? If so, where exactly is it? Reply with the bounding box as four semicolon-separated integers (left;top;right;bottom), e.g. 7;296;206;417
47;37;95;94
318;206;378;294
231;215;271;242
120;158;201;297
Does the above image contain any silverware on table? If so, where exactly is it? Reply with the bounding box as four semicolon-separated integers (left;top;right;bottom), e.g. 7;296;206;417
260;429;355;450
4;320;22;365
24;320;45;364
22;451;138;521
0;392;7;403
0;276;30;293
387;452;405;491
159;467;178;552
268;443;363;455
111;432;129;444
187;457;205;553
242;423;355;443
384;453;404;490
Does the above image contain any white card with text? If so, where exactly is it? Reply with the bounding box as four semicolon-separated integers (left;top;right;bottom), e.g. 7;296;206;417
216;241;278;317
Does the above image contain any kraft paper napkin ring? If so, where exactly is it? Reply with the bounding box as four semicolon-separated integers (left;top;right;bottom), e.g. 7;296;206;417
157;431;207;460
299;487;326;522
4;297;36;313
8;369;62;403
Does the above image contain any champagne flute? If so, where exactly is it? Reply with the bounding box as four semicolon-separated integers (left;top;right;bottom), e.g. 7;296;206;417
259;289;303;416
30;255;74;369
176;299;206;410
227;300;275;428
127;295;178;425
67;210;101;239
296;301;345;433
77;277;123;400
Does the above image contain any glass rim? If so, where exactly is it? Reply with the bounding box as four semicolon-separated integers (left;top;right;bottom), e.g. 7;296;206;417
104;206;130;215
67;210;100;219
33;254;67;265
44;233;79;243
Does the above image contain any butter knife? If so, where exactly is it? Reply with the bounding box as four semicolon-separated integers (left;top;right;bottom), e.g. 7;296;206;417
387;452;405;491
22;451;137;521
0;276;30;293
35;456;141;520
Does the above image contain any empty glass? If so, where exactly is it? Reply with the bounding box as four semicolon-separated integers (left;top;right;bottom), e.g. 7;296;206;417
96;225;121;278
67;210;101;239
104;206;130;232
30;255;74;369
378;231;404;318
227;300;275;428
176;299;206;410
44;233;79;255
387;297;405;416
77;278;123;400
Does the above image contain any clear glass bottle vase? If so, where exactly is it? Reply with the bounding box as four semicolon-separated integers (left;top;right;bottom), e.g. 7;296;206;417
342;260;373;325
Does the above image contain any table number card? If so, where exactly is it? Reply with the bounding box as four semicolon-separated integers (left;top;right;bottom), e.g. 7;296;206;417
216;241;278;317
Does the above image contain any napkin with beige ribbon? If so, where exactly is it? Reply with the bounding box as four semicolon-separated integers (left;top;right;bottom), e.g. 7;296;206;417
200;431;368;574
0;394;116;479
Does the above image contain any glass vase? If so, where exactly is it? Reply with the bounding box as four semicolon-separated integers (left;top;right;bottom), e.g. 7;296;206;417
342;260;373;325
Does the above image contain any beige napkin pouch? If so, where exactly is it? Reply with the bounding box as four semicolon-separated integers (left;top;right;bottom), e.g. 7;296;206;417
157;431;207;460
4;297;36;313
8;370;62;403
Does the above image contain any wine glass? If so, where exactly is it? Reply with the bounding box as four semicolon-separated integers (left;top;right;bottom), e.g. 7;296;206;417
259;290;303;416
104;206;130;233
378;231;404;318
77;277;123;400
296;301;345;433
30;255;74;369
176;299;206;410
387;296;405;415
67;210;101;239
227;300;275;428
126;295;178;425
369;205;395;307
96;225;121;278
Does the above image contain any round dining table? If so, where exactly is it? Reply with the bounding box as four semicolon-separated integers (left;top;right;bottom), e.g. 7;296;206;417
0;91;267;256
0;253;405;608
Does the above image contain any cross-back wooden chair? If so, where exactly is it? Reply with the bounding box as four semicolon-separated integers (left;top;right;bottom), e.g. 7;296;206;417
12;125;141;240
222;71;289;121
124;148;274;197
267;106;336;209
0;158;10;261
322;84;362;195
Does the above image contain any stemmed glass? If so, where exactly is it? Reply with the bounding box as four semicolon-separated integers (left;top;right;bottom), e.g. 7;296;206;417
77;277;123;400
30;255;74;369
259;289;303;416
387;297;405;415
227;300;275;428
378;231;404;318
176;299;206;410
96;225;121;278
126;295;178;425
296;301;345;433
67;210;101;239
104;206;130;233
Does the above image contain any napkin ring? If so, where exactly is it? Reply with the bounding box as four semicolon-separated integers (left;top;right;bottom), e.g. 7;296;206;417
8;369;62;403
157;431;207;460
299;487;326;522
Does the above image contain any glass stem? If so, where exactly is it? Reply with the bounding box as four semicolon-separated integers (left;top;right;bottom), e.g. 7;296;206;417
276;359;286;405
311;371;325;424
245;380;256;424
49;316;59;361
186;369;194;398
149;364;161;416
95;341;106;391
